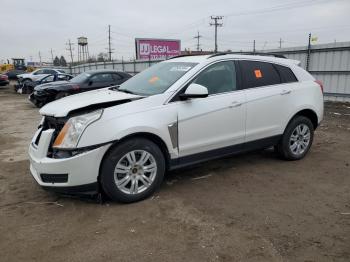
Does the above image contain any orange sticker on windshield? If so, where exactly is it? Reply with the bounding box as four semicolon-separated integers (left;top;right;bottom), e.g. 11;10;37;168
149;76;159;84
254;70;262;78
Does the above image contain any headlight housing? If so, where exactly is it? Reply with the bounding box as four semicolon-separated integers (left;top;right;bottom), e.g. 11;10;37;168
53;109;103;149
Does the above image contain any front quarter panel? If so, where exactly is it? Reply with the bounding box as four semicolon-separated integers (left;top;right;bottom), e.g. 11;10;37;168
77;95;179;158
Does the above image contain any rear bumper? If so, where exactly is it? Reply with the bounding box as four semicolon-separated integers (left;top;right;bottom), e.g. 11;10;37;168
28;128;111;193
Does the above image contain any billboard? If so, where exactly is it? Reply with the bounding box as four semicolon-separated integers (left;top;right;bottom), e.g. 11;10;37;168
135;38;181;60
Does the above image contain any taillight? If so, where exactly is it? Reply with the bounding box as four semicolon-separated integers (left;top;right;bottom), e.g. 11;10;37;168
315;80;324;93
72;84;80;90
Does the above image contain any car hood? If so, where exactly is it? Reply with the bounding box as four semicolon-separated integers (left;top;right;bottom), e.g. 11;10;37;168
34;81;70;90
17;73;31;78
40;88;143;117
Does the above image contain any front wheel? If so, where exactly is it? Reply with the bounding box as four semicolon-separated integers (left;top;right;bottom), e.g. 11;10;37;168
277;116;314;160
100;138;165;203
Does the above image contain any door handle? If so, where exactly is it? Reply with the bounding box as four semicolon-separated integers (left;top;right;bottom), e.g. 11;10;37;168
280;90;291;95
229;101;242;108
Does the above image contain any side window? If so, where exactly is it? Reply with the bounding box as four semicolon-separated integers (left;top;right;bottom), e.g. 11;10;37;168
90;73;114;83
34;70;44;75
42;75;54;83
274;64;298;83
240;61;281;89
193;61;237;95
112;73;122;81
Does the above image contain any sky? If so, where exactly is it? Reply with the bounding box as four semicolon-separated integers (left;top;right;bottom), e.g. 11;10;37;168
1;0;350;63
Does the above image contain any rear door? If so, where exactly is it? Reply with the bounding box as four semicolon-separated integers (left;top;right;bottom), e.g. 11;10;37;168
86;73;115;90
239;60;298;142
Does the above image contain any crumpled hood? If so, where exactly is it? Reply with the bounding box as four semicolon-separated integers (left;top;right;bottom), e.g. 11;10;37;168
17;73;31;78
34;81;70;91
39;88;142;117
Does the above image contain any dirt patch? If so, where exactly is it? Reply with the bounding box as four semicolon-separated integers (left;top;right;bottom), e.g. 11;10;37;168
0;84;349;262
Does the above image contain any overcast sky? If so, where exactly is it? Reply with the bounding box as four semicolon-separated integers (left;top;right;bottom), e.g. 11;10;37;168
1;0;349;63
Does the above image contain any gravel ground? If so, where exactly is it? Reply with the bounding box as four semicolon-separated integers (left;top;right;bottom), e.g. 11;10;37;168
0;83;349;262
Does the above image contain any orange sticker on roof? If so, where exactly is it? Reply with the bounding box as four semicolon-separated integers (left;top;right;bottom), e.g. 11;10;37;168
149;76;159;84
254;69;262;78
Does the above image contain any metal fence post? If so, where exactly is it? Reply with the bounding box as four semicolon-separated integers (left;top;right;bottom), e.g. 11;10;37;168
306;33;312;71
122;58;125;72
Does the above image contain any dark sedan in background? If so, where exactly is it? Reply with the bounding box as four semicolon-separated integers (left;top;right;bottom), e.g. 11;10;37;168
16;73;73;94
0;74;9;86
29;70;132;107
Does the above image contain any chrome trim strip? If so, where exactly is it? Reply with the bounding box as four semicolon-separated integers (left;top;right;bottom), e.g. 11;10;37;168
168;121;178;149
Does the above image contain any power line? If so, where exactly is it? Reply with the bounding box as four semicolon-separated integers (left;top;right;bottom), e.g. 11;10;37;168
194;31;202;51
210;16;223;53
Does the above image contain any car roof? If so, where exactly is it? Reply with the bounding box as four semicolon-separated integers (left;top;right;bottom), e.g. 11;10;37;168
165;54;300;67
84;69;127;74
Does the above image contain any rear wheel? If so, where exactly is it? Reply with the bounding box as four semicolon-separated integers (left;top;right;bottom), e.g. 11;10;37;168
100;138;165;203
277;116;314;160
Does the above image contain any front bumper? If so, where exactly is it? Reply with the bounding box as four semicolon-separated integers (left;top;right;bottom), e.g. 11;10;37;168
28;128;111;193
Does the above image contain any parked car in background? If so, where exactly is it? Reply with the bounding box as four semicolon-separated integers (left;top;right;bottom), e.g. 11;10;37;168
17;68;66;84
28;54;324;203
0;74;9;86
16;73;73;94
5;69;26;80
29;70;131;107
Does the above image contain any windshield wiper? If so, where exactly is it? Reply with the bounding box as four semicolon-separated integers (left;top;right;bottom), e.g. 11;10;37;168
108;85;120;91
117;88;136;95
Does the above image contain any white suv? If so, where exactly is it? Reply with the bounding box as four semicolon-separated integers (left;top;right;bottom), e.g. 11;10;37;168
28;54;324;202
17;68;66;84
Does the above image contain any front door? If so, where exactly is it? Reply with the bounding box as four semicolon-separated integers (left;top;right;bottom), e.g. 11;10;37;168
177;61;246;157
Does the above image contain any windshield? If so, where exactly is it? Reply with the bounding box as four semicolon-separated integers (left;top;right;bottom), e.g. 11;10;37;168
118;62;197;96
70;72;91;83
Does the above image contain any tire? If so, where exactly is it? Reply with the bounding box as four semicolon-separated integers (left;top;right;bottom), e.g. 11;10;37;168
22;79;32;85
100;138;165;203
55;92;69;100
277;115;314;160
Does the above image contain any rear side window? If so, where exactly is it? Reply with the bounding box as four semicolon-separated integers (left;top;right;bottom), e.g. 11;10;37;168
112;73;122;80
240;61;281;89
274;64;298;83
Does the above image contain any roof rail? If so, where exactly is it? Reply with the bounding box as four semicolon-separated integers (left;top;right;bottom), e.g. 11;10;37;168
167;53;214;60
208;52;287;59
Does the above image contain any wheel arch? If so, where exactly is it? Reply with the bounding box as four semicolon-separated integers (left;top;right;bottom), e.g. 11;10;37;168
98;132;172;180
287;108;318;130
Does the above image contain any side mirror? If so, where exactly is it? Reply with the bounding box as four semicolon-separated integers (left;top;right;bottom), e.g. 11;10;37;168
88;80;93;86
179;83;208;100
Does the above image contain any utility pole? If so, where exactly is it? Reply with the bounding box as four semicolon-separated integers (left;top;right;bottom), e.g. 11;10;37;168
108;25;112;61
279;38;283;49
194;31;202;51
66;39;74;65
38;51;42;65
210;16;223;53
253;40;256;54
50;48;54;64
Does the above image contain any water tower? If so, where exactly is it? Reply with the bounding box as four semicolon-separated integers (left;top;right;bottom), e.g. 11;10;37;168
77;37;89;63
